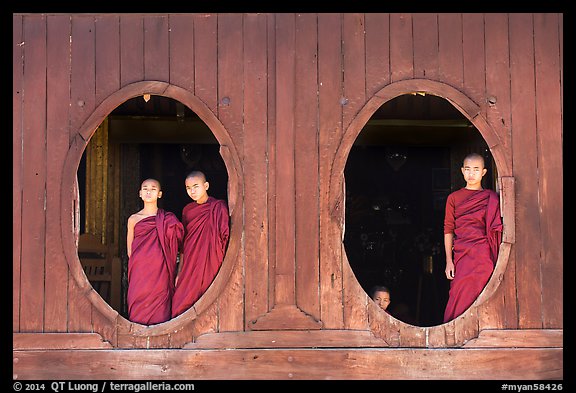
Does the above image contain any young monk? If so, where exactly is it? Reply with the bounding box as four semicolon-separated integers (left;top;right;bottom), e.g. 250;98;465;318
371;285;391;313
443;153;503;322
126;178;184;325
171;171;230;318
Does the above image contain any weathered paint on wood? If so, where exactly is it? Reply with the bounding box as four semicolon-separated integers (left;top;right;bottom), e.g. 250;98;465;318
13;346;562;380
12;13;563;379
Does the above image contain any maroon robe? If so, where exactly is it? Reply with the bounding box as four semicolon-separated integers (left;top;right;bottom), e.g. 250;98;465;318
171;196;230;318
127;209;184;325
443;188;502;322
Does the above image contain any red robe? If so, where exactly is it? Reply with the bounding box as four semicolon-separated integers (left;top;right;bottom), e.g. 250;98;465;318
171;196;230;318
127;209;184;325
443;188;502;322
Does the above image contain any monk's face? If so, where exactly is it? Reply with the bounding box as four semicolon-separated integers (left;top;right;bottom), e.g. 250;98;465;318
139;179;162;202
461;157;487;188
185;175;209;203
372;290;391;311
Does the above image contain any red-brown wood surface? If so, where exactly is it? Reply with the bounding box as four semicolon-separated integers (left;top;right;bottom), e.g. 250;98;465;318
294;13;320;320
193;14;218;114
144;15;169;82
215;12;244;333
438;13;463;90
318;13;344;329
509;13;540;329
168;14;195;92
413;13;438;80
20;14;47;332
390;13;413;82
12;12;563;379
45;14;72;333
13;346;562;380
364;13;390;97
243;13;269;328
13;14;23;333
533;13;563;330
120;15;144;88
95;15;121;104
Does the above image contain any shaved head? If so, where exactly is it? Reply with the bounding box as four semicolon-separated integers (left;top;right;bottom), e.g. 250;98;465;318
186;170;206;183
141;178;161;190
463;153;485;168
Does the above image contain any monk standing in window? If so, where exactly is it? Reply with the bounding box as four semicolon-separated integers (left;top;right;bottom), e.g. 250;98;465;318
126;178;184;325
171;171;230;318
443;153;503;322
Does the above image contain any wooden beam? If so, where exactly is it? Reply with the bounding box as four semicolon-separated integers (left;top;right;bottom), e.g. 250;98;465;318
463;329;562;348
186;329;387;349
13;347;562;380
13;333;113;350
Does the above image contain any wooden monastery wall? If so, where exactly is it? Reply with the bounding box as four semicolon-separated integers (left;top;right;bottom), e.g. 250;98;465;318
13;13;563;380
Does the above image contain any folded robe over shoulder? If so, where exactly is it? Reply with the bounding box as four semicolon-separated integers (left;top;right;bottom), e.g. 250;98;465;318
171;196;230;318
443;188;503;322
127;209;184;325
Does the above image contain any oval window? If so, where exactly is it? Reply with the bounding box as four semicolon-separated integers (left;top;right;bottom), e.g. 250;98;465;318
77;95;229;323
344;93;499;327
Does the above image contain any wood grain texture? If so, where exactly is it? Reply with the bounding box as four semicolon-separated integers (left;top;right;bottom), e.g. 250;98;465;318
13;346;562;380
12;14;562;380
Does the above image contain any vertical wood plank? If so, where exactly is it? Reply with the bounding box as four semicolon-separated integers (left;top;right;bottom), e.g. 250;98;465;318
44;14;72;332
266;14;277;311
364;13;390;98
534;13;563;328
217;13;244;157
412;13;438;80
68;16;97;330
318;13;344;328
389;13;413;82
95;15;120;105
438;13;463;90
120;15;144;87
484;13;511;152
194;14;218;114
294;13;320;319
508;13;542;328
342;13;366;130
13;14;23;332
144;15;169;82
70;16;96;139
462;14;486;114
169;14;195;93
501;247;519;329
216;12;244;331
243;13;270;326
342;12;368;330
68;173;93;333
274;13;296;306
20;14;47;332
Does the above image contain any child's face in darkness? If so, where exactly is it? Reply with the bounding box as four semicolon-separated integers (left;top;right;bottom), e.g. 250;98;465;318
373;290;391;311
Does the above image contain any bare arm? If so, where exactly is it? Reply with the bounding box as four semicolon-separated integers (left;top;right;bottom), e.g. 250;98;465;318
444;232;454;280
126;216;135;258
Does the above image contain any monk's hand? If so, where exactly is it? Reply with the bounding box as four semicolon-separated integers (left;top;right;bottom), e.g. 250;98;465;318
445;261;455;280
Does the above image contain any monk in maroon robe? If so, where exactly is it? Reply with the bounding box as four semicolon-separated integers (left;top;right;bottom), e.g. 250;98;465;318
127;179;184;325
443;154;503;322
171;171;230;318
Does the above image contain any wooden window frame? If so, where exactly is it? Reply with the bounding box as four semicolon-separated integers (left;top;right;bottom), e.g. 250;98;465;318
61;81;243;338
331;79;515;345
